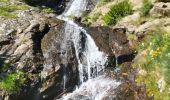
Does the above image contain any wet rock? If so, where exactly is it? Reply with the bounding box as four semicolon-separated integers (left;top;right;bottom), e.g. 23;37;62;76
109;27;134;58
86;26;136;65
87;26;112;55
40;18;79;100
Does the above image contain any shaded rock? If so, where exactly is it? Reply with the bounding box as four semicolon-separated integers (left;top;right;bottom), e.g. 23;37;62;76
157;0;170;2
86;26;136;67
23;0;69;14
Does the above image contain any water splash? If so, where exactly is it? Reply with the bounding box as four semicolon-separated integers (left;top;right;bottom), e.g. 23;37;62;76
60;76;121;100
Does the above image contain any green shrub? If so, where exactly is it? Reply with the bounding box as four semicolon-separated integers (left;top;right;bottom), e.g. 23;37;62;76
140;0;153;16
103;0;133;25
0;71;26;92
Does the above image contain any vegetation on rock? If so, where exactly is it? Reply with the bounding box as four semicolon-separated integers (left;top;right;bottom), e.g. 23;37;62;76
0;71;26;92
0;0;29;18
103;0;133;25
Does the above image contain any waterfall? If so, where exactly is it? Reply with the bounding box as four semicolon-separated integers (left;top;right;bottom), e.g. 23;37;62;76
56;0;121;99
58;0;107;85
62;22;107;84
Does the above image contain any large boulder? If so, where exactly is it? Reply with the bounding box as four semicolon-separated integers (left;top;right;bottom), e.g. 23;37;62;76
87;26;112;55
40;18;79;99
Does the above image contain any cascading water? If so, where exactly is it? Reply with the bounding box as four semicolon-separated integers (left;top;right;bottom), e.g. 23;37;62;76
56;0;121;99
62;22;107;84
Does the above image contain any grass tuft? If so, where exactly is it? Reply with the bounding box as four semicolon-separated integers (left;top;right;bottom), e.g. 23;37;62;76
103;0;133;25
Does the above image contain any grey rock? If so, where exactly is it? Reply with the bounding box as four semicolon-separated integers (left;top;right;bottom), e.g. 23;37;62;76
150;2;170;17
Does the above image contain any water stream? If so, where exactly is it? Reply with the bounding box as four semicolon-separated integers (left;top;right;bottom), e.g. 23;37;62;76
57;0;121;99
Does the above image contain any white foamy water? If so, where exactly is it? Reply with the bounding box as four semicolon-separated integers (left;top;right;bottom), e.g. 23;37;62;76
61;0;87;17
60;76;121;100
62;22;107;83
56;0;121;99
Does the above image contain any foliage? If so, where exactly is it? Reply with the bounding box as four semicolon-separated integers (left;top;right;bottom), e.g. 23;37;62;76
0;71;26;92
41;7;54;13
82;12;101;26
136;30;170;99
2;63;11;71
140;0;153;16
103;0;133;25
0;5;29;18
0;0;9;3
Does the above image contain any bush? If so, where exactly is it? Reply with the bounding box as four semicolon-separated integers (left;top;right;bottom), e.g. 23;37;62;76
103;0;133;25
0;71;26;92
140;0;153;16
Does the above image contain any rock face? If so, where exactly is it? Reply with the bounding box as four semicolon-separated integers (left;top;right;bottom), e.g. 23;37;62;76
0;10;50;99
0;1;142;100
40;18;79;100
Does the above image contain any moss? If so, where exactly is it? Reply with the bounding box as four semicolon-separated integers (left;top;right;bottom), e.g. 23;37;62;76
103;0;133;25
0;71;26;92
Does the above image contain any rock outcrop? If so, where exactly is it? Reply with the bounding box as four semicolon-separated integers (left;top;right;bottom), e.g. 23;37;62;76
40;18;79;100
0;10;50;99
150;2;170;17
